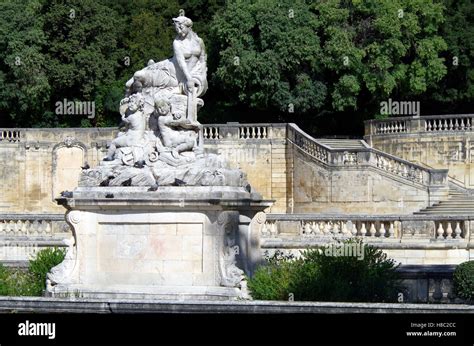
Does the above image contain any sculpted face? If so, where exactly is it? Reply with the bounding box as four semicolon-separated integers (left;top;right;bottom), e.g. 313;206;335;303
174;22;190;38
156;100;171;115
128;98;139;112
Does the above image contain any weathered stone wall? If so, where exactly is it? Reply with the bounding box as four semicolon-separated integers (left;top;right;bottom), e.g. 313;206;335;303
0;123;449;216
0;129;116;214
291;148;433;214
365;115;474;188
0;125;290;214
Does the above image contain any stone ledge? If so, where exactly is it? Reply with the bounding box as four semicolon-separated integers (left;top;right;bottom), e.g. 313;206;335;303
0;297;472;314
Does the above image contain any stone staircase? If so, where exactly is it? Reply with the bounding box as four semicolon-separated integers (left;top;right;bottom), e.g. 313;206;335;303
315;138;369;150
414;185;474;215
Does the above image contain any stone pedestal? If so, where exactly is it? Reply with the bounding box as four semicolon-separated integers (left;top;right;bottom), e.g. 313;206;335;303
47;187;271;300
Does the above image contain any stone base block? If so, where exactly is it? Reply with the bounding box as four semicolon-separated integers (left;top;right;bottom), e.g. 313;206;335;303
48;186;271;300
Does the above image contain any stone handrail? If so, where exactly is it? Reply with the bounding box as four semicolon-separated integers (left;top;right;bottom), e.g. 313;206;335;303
365;114;474;136
287;123;447;187
0;129;22;142
0;214;68;237
263;214;472;242
202;123;287;140
287;123;331;164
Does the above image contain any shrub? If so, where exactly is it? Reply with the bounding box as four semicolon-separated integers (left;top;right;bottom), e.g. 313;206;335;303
453;260;474;302
28;247;66;296
0;264;37;296
291;239;402;302
0;264;10;296
248;239;403;303
247;250;295;300
0;247;66;297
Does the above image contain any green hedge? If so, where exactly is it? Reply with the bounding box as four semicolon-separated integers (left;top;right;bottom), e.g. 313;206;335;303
248;239;402;302
0;247;65;297
453;260;474;302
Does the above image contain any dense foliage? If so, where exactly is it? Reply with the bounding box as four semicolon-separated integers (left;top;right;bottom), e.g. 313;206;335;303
248;240;402;302
453;260;474;302
0;0;471;135
0;247;66;296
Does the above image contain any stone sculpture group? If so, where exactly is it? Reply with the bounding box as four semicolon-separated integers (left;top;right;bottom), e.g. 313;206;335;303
47;16;269;300
80;16;248;190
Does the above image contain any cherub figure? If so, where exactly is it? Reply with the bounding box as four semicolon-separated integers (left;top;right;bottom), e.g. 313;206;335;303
103;94;147;161
154;98;201;158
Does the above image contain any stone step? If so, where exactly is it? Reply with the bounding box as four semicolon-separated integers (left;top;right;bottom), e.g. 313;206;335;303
415;188;474;215
316;139;368;150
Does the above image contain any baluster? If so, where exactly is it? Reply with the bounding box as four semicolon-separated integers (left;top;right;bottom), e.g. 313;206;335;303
389;222;395;238
240;127;245;139
351;221;358;236
402;165;409;177
444;119;448;130
360;223;367;237
449;118;453;130
379;223;386;237
271;222;277;236
24;220;31;236
433;120;438;131
310;222;317;235
322;222;329;234
203;127;208;139
369;223;376;237
256;127;261;138
455;118;459;130
45;222;52;234
426;121;431;131
251;127;256;138
454;222;462;239
446;222;453;239
8;220;16;235
341;222;348;235
262;127;267;138
16;220;23;235
303;222;311;235
460;118;465;130
437;223;445;239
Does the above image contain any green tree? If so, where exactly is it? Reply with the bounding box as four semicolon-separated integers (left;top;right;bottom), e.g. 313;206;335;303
210;0;448;133
426;0;474;114
41;0;126;127
0;0;50;127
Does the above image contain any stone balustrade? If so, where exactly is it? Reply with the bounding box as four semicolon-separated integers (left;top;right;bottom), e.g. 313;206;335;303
0;214;70;265
0;129;22;142
364;114;474;189
0;214;68;237
287;123;446;187
365;114;474;136
374;120;408;134
202;123;284;141
263;214;470;242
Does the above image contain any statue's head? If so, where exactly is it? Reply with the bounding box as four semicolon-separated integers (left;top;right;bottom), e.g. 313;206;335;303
155;98;171;116
172;16;192;38
128;94;145;112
